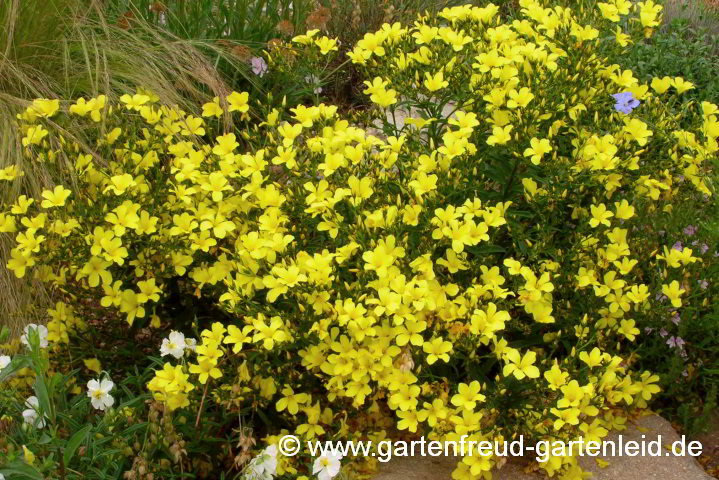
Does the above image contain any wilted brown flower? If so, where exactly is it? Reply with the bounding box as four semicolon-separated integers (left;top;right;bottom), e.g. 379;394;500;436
116;10;134;30
149;2;167;14
231;45;252;62
397;348;415;372
237;431;256;450
306;6;331;31
275;19;295;36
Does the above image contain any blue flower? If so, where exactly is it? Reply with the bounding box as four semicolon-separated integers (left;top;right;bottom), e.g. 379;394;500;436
612;91;640;114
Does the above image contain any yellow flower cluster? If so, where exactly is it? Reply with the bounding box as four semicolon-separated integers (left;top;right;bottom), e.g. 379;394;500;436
2;0;714;478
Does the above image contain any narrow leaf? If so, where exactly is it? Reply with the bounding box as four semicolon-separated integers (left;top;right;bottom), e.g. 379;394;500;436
64;424;92;466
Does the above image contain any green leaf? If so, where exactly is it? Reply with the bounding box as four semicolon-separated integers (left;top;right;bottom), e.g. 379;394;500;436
0;461;44;480
37;432;53;445
255;408;272;428
466;244;506;256
0;356;31;383
64;424;92;466
49;372;66;397
0;325;9;342
33;373;53;423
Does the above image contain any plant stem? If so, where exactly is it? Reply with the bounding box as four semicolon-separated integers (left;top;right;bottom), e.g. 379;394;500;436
502;157;520;201
195;381;210;430
58;446;66;480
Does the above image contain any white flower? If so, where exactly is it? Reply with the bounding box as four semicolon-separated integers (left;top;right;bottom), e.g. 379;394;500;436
0;354;10;370
313;450;342;480
22;396;46;429
20;324;49;349
247;445;278;479
1;472;5;480
87;378;115;411
160;331;187;359
305;74;322;94
185;337;197;352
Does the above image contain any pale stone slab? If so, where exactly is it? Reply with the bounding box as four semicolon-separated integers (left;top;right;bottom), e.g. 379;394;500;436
370;415;714;479
367;97;457;139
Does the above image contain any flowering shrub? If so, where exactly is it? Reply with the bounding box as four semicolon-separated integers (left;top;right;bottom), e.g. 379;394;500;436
1;1;718;479
347;0;719;434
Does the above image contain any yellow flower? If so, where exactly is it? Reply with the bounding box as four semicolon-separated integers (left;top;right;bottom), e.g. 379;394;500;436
40;185;72;208
397;409;420;432
362;235;405;276
662;281;685;308
70;95;106;121
672;77;694;94
252;315;288;350
7;248;35;278
84;358;102;374
389;384;421;411
487;125;513;146
450;380;485;410
292;29;320;45
79;256;112;288
120;93;150;110
507;87;534;109
589;203;613;228
213;133;239;158
649;76;671;94
202;97;224;118
503;349;540;380
22;125;49;147
314;36;339;55
276;387;310;414
199;322;226;346
30;98;60;118
544;362;568;390
0;164;23;181
613;199;635;219
100;281;123;308
417;399;448;427
614;26;631;47
638;0;662;28
189;359;222;384
119;290;145;325
598;3;620;22
0;213;17;233
618;319;640;341
227;91;250;113
23;445;36;464
104;174;136;196
579;347;605;368
180;116;205;136
223;325;253;353
422;337;452;364
637;371;661;400
423;70;449;92
622;118;653;146
523;137;552;165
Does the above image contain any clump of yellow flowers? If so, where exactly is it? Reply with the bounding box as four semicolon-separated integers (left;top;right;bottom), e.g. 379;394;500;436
2;0;716;478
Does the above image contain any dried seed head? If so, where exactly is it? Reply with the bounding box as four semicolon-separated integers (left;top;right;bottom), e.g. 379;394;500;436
149;2;167;13
231;45;252;62
306;6;331;30
276;20;295;36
